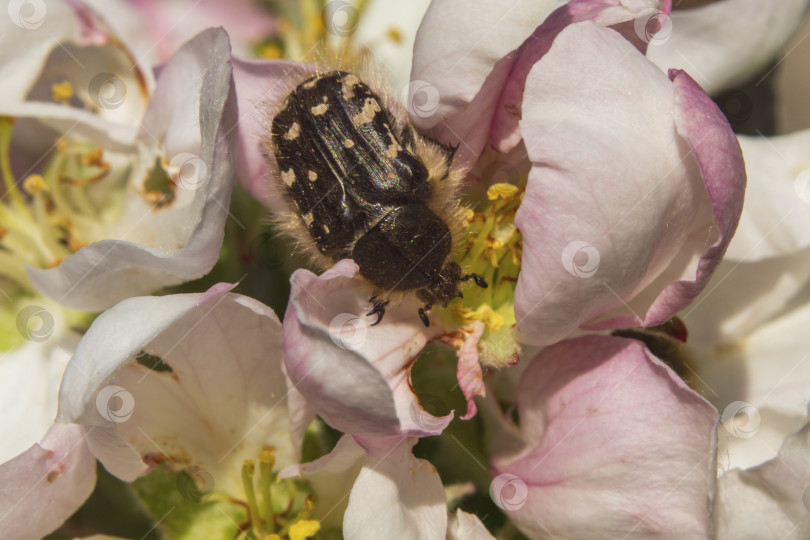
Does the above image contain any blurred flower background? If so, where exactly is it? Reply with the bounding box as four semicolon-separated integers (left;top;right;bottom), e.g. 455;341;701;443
0;0;809;539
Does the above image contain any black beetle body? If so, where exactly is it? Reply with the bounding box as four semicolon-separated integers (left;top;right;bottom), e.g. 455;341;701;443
269;71;486;326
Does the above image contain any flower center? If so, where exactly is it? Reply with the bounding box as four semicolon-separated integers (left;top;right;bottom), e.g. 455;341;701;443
237;450;320;540
256;0;399;62
450;183;524;368
0;116;126;291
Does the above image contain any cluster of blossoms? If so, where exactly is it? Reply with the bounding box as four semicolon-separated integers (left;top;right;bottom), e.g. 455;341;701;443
1;0;810;539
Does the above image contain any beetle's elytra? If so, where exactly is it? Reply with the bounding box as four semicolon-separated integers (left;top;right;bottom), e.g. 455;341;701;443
269;70;486;326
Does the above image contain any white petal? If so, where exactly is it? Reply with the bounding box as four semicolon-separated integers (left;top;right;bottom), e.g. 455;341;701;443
682;129;810;345
0;322;77;464
647;0;810;95
728;130;810;261
344;437;447;540
280;435;367;528
352;0;432;92
714;419;810;539
446;510;496;540
57;287;293;496
690;300;810;470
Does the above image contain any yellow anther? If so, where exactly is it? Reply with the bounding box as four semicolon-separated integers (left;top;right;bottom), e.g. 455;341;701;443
144;191;166;205
22;174;48;194
259;448;276;466
451;304;472;319
244;459;256;477
67;237;86;252
386;27;403;43
260;43;284;59
81;148;104;167
486;182;518;201
289;520;320;540
51;81;74;103
474;305;503;331
300;496;314;518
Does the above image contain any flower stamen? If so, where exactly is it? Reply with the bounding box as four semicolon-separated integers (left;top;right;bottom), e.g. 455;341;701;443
451;183;524;368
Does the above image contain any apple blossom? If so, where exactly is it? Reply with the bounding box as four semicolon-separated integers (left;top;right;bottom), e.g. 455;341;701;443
0;1;236;312
52;285;309;538
232;0;745;446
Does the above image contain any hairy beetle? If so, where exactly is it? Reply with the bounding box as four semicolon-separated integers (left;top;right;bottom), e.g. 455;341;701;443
268;70;486;326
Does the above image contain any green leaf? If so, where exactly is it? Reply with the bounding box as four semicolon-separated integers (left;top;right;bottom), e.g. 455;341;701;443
132;465;248;540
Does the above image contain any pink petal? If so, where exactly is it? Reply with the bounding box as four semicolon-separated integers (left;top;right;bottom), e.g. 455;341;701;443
513;22;744;346
232;57;315;210
409;0;561;165
491;335;718;538
491;0;668;154
283;260;452;437
623;69;745;328
439;321;486;420
83;0;276;65
0;424;96;540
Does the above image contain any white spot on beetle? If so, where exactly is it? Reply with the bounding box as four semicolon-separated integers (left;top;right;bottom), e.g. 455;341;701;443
384;141;402;159
281;168;296;187
341;74;361;99
303;212;314;226
323;224;331;234
308;170;318;182
311;103;329;115
283;122;300;140
353;98;381;125
344;139;355;149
